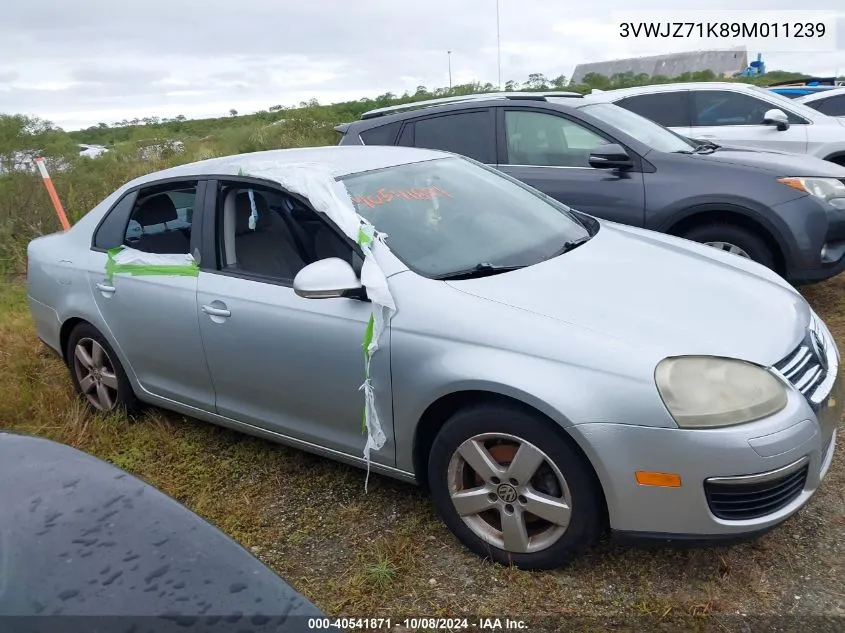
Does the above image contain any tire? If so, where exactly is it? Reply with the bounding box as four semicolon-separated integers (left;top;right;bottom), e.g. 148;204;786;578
65;322;140;416
428;402;604;570
681;222;776;270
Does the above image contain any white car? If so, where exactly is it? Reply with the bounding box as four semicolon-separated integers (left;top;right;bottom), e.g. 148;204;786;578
796;87;845;119
585;82;845;167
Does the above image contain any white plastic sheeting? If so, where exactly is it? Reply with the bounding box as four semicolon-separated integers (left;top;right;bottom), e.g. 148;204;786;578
111;247;195;267
237;160;397;490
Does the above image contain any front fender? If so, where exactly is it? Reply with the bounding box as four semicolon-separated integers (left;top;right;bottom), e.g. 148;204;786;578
390;330;672;474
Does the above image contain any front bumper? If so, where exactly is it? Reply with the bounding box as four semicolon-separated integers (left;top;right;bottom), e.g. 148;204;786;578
568;374;842;540
777;195;845;285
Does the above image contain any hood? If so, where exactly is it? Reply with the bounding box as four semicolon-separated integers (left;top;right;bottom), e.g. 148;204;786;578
447;223;809;366
685;146;845;178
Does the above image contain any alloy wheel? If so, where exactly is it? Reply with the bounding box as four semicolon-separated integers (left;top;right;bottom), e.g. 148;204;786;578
704;241;751;258
446;432;572;554
73;338;119;411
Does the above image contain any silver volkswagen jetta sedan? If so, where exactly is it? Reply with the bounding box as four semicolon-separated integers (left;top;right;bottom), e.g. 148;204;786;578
27;146;841;570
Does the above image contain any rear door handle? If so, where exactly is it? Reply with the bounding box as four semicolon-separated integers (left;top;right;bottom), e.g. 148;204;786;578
201;304;231;318
96;282;116;293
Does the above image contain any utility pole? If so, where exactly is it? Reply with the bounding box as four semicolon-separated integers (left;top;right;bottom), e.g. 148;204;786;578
496;0;502;89
447;50;452;89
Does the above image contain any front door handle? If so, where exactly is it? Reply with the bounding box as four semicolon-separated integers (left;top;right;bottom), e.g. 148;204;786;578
201;304;231;318
96;282;116;294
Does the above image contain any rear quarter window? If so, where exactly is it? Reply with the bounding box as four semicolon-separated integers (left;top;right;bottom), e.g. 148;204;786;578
359;121;402;145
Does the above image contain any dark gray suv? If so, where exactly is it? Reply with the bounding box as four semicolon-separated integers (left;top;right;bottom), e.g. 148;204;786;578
336;92;845;284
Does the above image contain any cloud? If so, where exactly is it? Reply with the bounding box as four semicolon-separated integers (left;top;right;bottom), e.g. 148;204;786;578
71;66;163;86
1;0;843;129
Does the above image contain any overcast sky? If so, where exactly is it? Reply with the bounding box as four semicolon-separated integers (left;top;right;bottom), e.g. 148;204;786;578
2;0;843;130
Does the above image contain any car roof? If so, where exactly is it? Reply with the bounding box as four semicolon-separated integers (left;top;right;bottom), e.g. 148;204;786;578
582;81;834;122
581;81;768;102
796;86;845;104
122;145;451;190
339;92;586;133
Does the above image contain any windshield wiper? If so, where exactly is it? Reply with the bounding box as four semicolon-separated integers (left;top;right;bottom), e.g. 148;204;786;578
433;262;526;281
548;235;591;259
692;140;721;153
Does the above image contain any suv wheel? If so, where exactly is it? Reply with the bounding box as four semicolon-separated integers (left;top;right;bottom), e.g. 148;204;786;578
428;403;603;570
681;223;776;270
66;322;139;415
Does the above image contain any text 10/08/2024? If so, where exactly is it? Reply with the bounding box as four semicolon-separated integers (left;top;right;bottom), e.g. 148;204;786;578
308;617;529;630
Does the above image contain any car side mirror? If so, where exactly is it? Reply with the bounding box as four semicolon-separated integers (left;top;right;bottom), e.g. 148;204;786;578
763;108;790;131
588;143;634;169
293;257;365;300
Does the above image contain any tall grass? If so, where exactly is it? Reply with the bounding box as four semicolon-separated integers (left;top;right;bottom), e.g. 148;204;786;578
0;117;335;275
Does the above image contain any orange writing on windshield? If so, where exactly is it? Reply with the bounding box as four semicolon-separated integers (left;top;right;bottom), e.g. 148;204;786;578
350;186;452;209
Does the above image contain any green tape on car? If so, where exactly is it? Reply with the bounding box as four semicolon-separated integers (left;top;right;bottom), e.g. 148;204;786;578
105;246;199;282
202;160;397;492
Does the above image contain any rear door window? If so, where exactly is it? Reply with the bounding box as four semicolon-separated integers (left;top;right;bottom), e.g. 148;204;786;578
123;183;197;254
93;191;137;250
403;110;496;163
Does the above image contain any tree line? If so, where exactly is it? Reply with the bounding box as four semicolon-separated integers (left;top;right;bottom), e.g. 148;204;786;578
1;68;841;160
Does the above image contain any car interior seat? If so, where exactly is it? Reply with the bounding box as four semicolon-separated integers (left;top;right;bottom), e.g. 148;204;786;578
225;190;307;279
130;194;191;254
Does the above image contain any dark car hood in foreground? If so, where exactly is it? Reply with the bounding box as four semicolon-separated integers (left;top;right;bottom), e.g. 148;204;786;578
680;145;845;177
0;432;329;633
448;222;809;367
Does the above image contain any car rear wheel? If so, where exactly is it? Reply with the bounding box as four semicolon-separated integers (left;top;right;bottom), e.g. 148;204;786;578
66;323;139;415
681;223;776;270
428;403;603;569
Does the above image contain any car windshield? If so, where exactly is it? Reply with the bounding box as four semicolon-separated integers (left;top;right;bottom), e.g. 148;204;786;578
745;84;826;118
338;156;593;278
578;103;696;153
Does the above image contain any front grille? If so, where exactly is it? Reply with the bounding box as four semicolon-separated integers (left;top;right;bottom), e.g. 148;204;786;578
705;463;809;520
773;313;838;409
775;343;827;398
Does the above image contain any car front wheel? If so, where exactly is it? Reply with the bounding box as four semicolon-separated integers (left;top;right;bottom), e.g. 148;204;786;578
681;223;776;270
66;322;139;415
428;403;604;570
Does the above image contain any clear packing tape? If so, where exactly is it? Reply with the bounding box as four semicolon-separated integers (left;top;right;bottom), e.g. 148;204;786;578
106;246;198;281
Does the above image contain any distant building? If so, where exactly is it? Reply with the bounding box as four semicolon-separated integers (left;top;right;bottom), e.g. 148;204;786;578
571;47;748;83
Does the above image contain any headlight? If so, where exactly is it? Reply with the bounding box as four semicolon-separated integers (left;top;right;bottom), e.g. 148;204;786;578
655;356;788;428
778;177;845;209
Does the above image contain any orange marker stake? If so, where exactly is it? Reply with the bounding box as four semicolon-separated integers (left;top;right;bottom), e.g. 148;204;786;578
34;156;70;231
